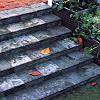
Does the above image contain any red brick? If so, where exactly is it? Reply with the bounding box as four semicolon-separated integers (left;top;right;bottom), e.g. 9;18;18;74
0;0;47;11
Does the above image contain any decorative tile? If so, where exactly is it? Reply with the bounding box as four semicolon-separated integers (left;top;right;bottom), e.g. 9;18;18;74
16;68;41;83
14;35;38;46
50;42;65;53
10;7;33;16
36;61;59;76
33;31;50;41
0;74;24;92
0;59;12;71
0;96;7;100
0;27;9;35
7;22;25;32
52;56;74;69
65;71;83;85
0;11;8;19
31;18;45;25
58;38;78;49
68;51;93;61
30;3;50;11
0;39;20;53
8;53;32;67
27;49;46;61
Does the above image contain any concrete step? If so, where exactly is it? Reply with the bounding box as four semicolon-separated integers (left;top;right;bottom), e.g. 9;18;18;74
5;63;99;100
0;38;81;77
0;26;71;56
38;64;100;100
0;51;93;96
0;3;52;25
0;14;61;41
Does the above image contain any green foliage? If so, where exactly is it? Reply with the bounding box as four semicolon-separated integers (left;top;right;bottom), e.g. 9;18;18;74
73;11;100;40
69;0;80;12
55;0;98;12
57;0;64;11
84;47;93;55
72;10;100;59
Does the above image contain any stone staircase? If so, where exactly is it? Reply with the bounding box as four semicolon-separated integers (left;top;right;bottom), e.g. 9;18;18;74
0;2;100;100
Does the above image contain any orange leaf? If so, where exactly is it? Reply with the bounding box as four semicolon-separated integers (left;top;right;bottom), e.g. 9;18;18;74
30;71;41;76
40;48;50;55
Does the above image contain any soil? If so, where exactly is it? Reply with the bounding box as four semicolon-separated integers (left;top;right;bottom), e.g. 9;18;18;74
0;0;47;11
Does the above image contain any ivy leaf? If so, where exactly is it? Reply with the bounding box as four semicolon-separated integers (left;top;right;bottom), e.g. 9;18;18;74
84;47;93;55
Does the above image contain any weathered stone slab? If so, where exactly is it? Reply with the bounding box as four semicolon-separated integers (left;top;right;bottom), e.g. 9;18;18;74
58;38;78;49
7;22;25;32
0;3;51;23
7;53;32;67
0;38;80;77
0;27;10;35
0;96;7;100
15;68;41;84
68;51;93;61
5;63;100;100
0;39;21;53
47;25;71;36
32;31;50;41
6;14;60;33
0;50;93;95
0;74;24;93
0;14;61;41
14;35;39;46
26;38;77;61
0;59;12;72
26;41;65;61
36;61;59;76
0;26;71;55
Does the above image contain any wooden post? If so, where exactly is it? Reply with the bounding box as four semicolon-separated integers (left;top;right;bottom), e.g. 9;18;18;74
48;0;52;7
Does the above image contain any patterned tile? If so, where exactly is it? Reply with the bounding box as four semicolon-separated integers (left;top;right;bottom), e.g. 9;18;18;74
8;53;32;67
14;35;39;46
0;74;24;92
36;61;59;76
58;38;78;49
7;22;25;32
0;59;12;71
0;39;21;53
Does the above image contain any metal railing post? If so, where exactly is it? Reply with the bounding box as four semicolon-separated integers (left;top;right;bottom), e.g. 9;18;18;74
48;0;53;6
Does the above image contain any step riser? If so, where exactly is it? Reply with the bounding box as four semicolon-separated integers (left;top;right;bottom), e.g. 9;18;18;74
0;20;61;42
0;8;52;26
0;45;81;77
1;31;72;56
43;73;100;100
1;56;93;96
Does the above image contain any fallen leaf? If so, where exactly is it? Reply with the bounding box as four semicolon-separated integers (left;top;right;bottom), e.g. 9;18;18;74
40;48;50;55
90;82;97;87
30;71;41;76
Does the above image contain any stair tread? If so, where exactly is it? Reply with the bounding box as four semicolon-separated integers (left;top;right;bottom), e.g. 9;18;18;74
0;3;51;20
2;63;100;100
0;26;71;54
0;14;61;36
0;38;80;74
0;51;93;94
